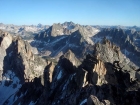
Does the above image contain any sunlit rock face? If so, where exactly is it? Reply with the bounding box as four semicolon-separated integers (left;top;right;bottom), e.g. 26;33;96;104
0;30;13;80
92;60;107;85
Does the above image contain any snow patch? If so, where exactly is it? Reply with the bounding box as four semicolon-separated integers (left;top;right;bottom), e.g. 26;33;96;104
9;51;13;57
70;73;76;80
47;39;50;43
106;36;112;40
124;49;130;55
50;36;67;45
69;44;79;48
7;93;23;105
57;70;62;80
74;34;77;37
85;37;94;45
0;70;21;105
80;99;87;105
93;37;102;43
29;101;36;105
62;78;70;91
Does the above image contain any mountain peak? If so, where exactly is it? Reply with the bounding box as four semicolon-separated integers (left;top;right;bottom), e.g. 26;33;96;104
37;23;43;28
50;23;70;36
61;50;81;67
62;21;75;25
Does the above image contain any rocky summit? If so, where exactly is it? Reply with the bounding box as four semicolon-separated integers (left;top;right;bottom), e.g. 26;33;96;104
0;22;140;105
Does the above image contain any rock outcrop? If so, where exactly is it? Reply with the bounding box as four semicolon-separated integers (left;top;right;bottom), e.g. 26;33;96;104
92;28;140;67
0;30;12;80
92;60;107;85
4;35;47;82
0;30;47;79
51;23;71;36
94;39;138;80
87;95;110;105
0;30;47;104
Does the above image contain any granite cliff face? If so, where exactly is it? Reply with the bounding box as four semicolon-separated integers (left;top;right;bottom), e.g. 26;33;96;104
92;28;140;67
1;31;47;82
0;30;47;104
0;30;13;80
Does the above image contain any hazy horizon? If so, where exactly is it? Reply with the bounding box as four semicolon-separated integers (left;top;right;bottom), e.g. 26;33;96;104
0;0;140;26
1;21;140;27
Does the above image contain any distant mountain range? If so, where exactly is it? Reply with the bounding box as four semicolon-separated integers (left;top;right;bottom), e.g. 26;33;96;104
30;22;140;67
0;23;49;40
0;22;140;37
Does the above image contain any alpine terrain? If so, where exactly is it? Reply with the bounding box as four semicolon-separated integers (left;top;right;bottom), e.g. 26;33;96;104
0;22;140;105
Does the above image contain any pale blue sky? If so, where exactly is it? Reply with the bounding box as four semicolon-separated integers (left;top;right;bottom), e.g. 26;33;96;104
0;0;140;26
